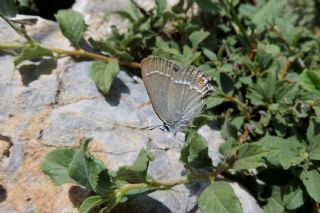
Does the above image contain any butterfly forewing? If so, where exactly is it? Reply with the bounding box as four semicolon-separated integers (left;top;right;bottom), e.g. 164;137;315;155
141;56;180;124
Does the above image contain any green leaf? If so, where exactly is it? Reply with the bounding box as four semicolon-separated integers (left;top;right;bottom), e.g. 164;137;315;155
193;0;222;12
252;0;287;32
308;141;320;161
258;136;307;169
180;130;213;169
116;149;153;183
262;71;277;98
202;48;218;62
155;0;166;16
221;119;238;140
68;150;111;193
198;181;243;213
275;18;303;46
219;72;234;95
55;9;86;46
264;196;284;213
233;144;269;171
206;95;226;108
0;0;17;17
114;2;142;23
14;45;54;66
307;120;320;143
188;30;210;48
90;61;120;95
41;148;77;185
274;82;299;105
301;169;320;202
300;69;320;92
79;195;106;213
282;182;306;210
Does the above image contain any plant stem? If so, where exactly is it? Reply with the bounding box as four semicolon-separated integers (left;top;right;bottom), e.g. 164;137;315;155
221;1;252;51
0;42;141;69
0;43;29;49
50;47;141;69
217;93;247;110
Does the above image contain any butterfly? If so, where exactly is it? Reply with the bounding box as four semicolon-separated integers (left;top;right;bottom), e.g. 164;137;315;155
141;56;214;134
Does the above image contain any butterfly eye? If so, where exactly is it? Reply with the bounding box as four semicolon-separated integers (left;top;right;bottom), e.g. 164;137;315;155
199;77;207;85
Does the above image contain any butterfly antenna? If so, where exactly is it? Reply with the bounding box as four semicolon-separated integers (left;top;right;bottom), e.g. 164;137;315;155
139;124;163;130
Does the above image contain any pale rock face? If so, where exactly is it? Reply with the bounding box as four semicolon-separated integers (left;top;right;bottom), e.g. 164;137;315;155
0;1;262;212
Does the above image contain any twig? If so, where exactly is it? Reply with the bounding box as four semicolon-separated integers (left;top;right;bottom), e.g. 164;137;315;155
0;42;141;69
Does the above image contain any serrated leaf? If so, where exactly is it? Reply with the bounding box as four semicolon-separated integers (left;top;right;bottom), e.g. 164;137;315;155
300;69;320;92
79;195;106;213
258;136;307;169
198;181;243;213
180;130;213;169
275;18;303;46
90;61;120;95
301;169;320;202
252;0;287;32
55;9;86;46
116;149;153;183
233;143;269;171
188;30;210;48
0;0;17;17
14;45;54;66
68;150;111;193
41;148;77;185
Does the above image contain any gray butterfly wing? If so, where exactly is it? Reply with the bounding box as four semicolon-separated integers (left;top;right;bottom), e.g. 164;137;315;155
141;56;213;129
167;65;209;126
141;56;181;125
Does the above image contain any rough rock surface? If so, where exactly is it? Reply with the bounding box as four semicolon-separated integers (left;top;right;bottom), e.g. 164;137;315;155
0;1;263;213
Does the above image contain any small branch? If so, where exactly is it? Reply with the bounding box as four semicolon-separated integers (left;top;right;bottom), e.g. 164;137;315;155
149;176;191;186
217;93;247;111
50;46;141;69
0;42;141;69
221;1;252;51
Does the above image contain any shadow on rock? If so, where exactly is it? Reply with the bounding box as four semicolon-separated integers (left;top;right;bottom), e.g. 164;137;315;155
183;175;210;213
18;58;57;86
104;77;130;106
68;185;91;208
111;195;172;213
0;185;7;203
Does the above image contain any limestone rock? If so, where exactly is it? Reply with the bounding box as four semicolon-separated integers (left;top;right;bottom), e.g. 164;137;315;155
0;2;262;212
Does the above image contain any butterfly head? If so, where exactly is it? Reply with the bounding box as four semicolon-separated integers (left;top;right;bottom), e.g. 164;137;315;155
195;73;215;97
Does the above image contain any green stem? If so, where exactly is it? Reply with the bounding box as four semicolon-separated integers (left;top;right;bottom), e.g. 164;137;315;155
217;93;247;110
50;46;141;69
0;42;141;69
0;43;30;49
116;161;232;195
222;1;252;51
